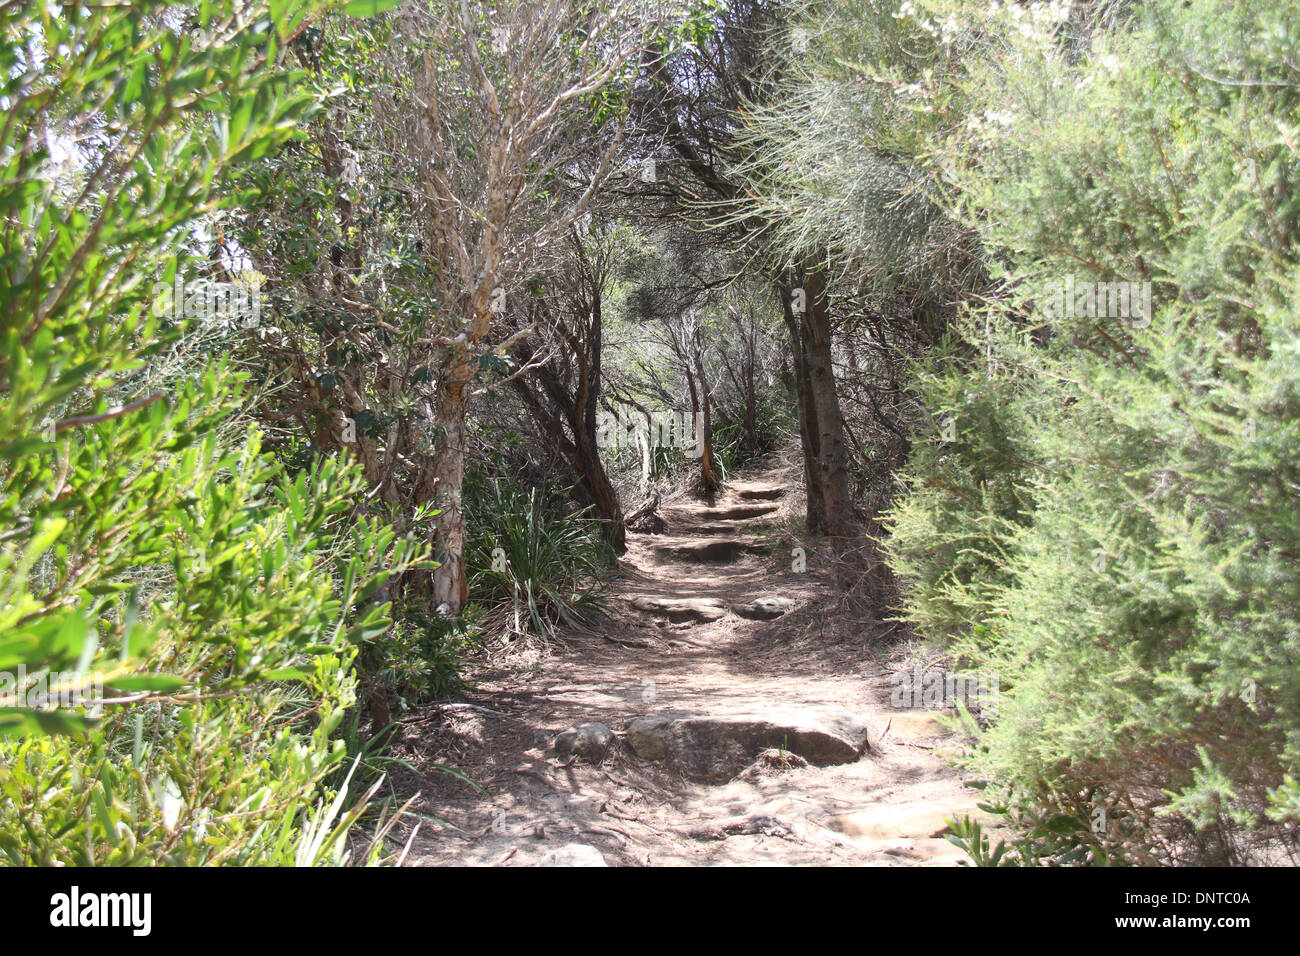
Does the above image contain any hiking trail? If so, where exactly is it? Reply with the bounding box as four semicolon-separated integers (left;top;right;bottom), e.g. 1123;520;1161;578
394;464;1000;866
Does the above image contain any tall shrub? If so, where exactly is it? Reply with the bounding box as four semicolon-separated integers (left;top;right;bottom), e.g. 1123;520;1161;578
884;0;1300;863
0;0;417;865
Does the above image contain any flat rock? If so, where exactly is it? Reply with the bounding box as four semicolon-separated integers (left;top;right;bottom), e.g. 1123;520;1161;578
732;596;795;620
652;539;761;563
625;705;870;782
535;843;608;867
873;838;971;864
698;504;779;521
692;523;750;536
886;711;952;741
686;812;799;841
735;487;784;501
630;596;727;623
553;722;613;763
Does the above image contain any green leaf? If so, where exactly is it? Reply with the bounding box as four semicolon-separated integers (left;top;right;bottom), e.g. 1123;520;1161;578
105;675;186;692
262;667;311;681
341;0;404;17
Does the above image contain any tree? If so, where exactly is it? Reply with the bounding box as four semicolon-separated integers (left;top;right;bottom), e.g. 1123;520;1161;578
236;0;656;612
776;264;857;536
883;0;1300;862
617;229;729;495
507;218;628;548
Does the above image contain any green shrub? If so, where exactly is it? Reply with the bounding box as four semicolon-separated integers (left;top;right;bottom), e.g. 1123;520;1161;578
0;0;421;865
464;469;611;639
882;0;1300;863
358;606;480;708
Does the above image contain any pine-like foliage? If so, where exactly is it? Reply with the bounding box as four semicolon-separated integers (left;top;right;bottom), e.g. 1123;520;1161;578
883;0;1300;862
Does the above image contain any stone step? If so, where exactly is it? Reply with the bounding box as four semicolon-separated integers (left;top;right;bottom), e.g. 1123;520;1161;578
732;596;795;620
625;705;870;782
629;596;727;623
650;539;764;563
688;523;751;536
735;487;784;501
696;503;779;521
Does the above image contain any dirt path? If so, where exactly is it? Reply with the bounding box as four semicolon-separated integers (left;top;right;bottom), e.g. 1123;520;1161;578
393;465;994;866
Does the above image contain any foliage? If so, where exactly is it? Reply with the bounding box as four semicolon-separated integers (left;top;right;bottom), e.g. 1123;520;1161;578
230;0;660;611
357;606;480;707
882;0;1300;863
733;0;981;307
10;0;1298;872
0;0;421;865
464;469;612;639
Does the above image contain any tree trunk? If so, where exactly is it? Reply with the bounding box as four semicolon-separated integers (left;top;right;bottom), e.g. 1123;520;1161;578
804;271;857;537
742;347;759;454
684;359;720;495
572;417;626;550
508;358;625;551
637;421;652;493
422;368;471;611
577;294;625;548
778;268;857;539
780;277;825;527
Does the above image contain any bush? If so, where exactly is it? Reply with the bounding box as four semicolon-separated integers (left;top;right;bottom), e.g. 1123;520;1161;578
883;0;1300;863
357;607;480;710
464;469;611;639
0;0;420;865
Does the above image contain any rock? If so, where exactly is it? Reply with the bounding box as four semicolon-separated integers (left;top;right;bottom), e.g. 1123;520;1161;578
652;539;761;564
535;843;607;867
885;711;951;741
732;596;795;620
874;838;971;864
630;596;726;623
553;722;613;763
698;504;779;521
735;487;784;501
692;523;750;536
687;813;798;841
625;705;870;782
